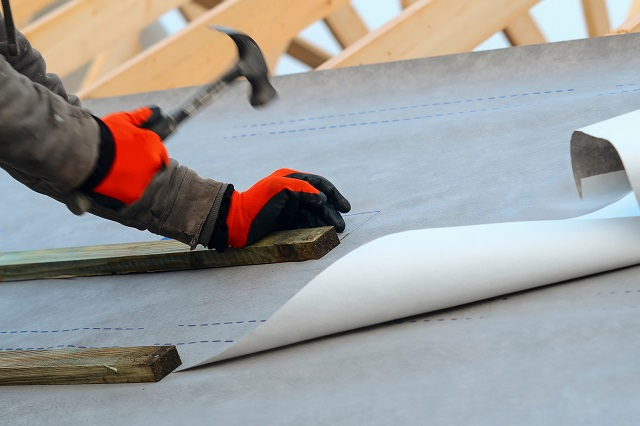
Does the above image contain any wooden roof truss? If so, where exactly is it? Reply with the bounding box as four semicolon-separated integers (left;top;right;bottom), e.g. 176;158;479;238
7;0;639;99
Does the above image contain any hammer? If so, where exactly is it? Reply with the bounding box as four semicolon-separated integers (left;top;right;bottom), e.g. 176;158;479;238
143;26;277;140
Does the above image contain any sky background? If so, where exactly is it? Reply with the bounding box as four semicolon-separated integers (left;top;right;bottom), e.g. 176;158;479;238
161;1;636;75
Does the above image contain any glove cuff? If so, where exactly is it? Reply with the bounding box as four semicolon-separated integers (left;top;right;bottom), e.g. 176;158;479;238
208;184;235;251
77;116;124;210
79;116;115;191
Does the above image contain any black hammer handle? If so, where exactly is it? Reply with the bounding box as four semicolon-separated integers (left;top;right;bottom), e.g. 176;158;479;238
140;68;241;141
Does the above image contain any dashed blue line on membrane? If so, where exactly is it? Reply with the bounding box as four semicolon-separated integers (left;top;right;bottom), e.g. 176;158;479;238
236;87;576;130
0;344;123;351
0;340;234;351
224;82;640;141
155;340;235;346
0;319;257;350
223;102;536;140
597;87;640;96
178;320;266;327
0;327;145;334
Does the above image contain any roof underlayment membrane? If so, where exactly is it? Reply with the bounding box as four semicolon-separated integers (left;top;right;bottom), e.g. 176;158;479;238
3;33;640;424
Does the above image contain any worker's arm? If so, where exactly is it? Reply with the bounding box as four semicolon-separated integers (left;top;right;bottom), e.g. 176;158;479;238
0;55;228;247
0;20;350;249
0;21;228;248
0;13;78;106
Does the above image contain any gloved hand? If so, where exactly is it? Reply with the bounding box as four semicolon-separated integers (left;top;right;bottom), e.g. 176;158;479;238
79;106;169;209
212;168;351;249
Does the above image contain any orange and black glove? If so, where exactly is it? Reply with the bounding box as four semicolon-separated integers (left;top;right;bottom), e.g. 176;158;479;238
79;106;169;209
209;168;351;250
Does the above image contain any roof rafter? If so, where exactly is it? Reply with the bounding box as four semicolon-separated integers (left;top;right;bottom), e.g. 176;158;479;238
401;0;545;48
503;12;546;46
581;0;610;37
180;0;223;21
611;11;640;34
79;0;350;99
178;0;332;70
81;36;142;89
23;0;190;78
287;38;332;69
630;0;640;17
323;4;369;48
318;0;541;70
10;0;59;25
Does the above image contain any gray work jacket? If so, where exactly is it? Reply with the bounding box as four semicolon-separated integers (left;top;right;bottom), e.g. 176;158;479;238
0;19;227;248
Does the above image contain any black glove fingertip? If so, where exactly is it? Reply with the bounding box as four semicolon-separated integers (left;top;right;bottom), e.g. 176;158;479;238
297;190;327;207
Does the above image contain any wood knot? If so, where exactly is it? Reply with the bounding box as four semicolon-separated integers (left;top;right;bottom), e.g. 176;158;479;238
276;243;295;258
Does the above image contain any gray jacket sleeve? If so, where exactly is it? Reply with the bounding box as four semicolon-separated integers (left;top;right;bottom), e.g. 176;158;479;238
0;20;227;248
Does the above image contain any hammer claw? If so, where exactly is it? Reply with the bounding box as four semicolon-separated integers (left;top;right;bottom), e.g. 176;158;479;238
155;26;278;141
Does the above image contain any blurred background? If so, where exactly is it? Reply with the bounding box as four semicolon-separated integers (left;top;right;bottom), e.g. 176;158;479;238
12;0;640;98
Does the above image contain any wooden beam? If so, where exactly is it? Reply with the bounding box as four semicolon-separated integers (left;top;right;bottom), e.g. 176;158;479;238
0;227;339;282
180;0;223;21
503;12;546;46
194;0;225;7
287;38;332;68
324;3;369;48
319;0;541;70
22;0;190;78
611;11;640;34
180;2;209;20
0;346;180;385
78;0;350;98
81;36;142;89
10;0;60;25
629;0;640;18
581;0;610;37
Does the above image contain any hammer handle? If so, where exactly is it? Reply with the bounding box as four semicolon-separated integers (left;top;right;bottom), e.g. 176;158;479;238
177;68;240;119
140;110;179;141
142;68;240;141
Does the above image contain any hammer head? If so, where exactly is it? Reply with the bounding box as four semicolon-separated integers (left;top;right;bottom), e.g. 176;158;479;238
210;26;278;107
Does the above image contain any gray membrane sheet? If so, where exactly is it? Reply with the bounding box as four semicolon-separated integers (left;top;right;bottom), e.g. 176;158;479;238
3;34;640;424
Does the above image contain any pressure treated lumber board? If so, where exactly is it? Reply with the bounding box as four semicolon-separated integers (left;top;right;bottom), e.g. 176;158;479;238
0;227;339;282
0;346;181;385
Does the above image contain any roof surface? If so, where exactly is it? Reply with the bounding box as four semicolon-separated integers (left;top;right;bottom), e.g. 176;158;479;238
2;33;640;424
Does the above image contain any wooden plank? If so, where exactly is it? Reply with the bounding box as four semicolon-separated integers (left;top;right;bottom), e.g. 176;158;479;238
630;0;640;18
182;0;329;70
81;36;142;88
581;0;610;37
503;12;546;46
611;11;640;34
0;346;181;385
180;2;209;20
324;3;369;48
287;37;333;68
78;0;350;99
11;0;61;25
181;0;360;58
194;0;225;7
0;227;339;283
180;0;224;21
318;0;541;70
22;0;189;78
